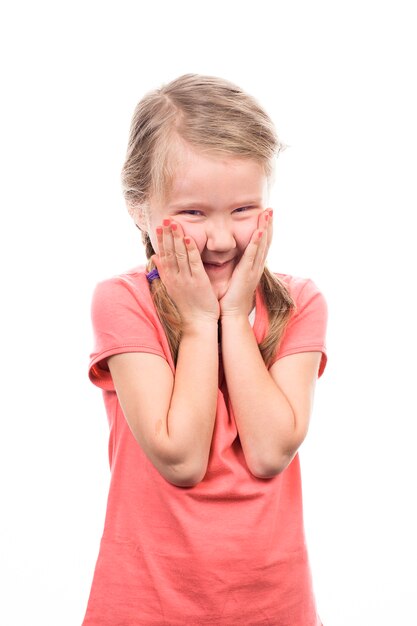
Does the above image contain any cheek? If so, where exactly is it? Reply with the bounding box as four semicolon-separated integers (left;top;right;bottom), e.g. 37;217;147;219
148;218;161;252
179;223;206;254
236;223;257;250
149;230;159;253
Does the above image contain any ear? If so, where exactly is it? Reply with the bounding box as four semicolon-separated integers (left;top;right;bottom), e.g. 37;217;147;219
134;206;149;232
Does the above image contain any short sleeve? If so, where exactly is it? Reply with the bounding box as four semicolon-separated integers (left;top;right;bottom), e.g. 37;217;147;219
270;278;328;378
88;277;167;390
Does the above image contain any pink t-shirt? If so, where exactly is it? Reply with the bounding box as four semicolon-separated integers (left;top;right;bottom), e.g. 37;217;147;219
82;265;328;626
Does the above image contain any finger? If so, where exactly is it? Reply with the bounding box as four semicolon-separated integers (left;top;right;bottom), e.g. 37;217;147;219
255;209;270;244
238;228;264;272
256;209;273;266
161;219;178;273
257;208;270;229
156;221;174;274
155;226;165;265
183;235;207;277
260;209;273;263
170;221;191;275
266;208;273;249
261;208;273;230
252;228;267;269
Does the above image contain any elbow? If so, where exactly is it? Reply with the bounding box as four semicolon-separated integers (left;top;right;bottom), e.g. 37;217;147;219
251;431;307;479
163;459;207;488
249;449;298;480
166;471;204;488
151;438;209;488
250;463;286;480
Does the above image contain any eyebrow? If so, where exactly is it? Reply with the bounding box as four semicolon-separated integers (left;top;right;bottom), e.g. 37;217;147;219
169;199;263;210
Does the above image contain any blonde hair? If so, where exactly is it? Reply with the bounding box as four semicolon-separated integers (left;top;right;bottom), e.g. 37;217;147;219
121;73;296;367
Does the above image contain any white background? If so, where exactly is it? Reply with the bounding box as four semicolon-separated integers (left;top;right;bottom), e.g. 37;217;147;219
1;1;416;624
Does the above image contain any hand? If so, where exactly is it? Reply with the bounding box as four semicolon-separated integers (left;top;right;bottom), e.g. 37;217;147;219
219;209;273;318
151;218;220;326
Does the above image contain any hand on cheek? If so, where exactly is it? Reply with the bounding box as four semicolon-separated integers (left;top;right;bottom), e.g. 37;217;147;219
219;208;274;318
151;218;220;324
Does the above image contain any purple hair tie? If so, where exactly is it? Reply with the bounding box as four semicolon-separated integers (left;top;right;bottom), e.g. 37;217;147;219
146;268;160;283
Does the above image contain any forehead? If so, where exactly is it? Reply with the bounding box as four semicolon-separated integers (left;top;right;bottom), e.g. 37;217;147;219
166;142;267;206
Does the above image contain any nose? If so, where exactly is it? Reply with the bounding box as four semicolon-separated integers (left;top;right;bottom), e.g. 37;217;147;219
205;224;237;253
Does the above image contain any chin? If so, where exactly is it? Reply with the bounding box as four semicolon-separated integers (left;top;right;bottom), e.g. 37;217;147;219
210;279;230;301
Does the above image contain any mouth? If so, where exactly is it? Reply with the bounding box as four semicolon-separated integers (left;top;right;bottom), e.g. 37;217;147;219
203;259;235;271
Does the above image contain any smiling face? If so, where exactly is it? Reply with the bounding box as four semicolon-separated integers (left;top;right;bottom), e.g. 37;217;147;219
141;142;270;300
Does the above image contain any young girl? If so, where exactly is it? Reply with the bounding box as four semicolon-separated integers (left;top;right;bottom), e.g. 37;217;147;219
82;74;328;625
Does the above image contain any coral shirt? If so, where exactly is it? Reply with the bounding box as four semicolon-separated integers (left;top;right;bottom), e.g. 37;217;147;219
82;265;328;626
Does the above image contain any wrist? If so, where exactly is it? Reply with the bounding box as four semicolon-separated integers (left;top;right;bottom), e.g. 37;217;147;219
181;318;219;337
220;313;251;326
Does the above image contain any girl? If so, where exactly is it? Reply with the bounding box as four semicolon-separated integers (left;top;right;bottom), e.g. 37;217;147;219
83;74;328;625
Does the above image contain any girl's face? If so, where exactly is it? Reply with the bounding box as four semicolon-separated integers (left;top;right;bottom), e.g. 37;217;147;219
143;143;270;301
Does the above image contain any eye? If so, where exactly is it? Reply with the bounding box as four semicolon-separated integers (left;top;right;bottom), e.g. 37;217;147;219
178;206;256;216
234;206;255;213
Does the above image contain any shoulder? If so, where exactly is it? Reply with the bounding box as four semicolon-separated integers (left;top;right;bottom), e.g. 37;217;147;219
268;270;328;377
271;270;326;307
93;264;149;293
89;264;163;330
272;270;319;294
91;264;152;307
88;265;169;389
270;270;328;329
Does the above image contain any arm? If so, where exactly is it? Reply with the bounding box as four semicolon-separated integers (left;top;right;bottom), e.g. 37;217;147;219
220;314;321;478
107;218;221;487
108;319;218;488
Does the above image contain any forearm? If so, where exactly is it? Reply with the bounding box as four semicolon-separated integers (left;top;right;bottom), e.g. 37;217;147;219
166;320;219;479
220;314;296;477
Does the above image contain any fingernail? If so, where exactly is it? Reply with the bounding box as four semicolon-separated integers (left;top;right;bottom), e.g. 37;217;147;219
156;227;163;235
163;219;171;226
269;209;273;217
171;223;177;230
